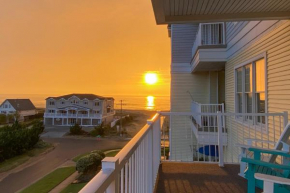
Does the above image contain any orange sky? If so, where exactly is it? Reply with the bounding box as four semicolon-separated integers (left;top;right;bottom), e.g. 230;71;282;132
0;0;170;97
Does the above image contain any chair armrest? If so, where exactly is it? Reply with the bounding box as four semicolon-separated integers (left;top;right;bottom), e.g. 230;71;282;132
235;143;251;149
248;147;290;158
241;158;290;170
255;173;290;186
245;138;276;144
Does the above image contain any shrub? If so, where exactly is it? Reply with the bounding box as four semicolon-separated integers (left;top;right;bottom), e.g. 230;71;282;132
91;150;105;159
90;124;107;137
70;124;83;135
76;153;103;174
0;120;44;162
0;114;6;124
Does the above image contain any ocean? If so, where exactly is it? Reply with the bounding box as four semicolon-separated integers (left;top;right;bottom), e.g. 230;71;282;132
0;94;170;111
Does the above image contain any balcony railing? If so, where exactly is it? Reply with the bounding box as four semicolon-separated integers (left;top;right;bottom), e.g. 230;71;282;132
44;113;101;118
191;102;225;126
80;111;288;192
80;114;161;193
192;22;225;56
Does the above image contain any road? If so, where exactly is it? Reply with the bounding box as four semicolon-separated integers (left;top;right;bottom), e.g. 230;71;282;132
0;137;128;193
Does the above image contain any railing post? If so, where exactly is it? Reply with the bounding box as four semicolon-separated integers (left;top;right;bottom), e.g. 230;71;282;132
153;116;161;173
102;157;119;193
283;111;288;128
147;120;153;193
217;111;224;167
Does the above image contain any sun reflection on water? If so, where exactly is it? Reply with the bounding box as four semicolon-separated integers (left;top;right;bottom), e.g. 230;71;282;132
146;96;155;110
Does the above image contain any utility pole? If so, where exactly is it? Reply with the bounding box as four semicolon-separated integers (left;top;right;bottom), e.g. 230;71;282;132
116;100;126;133
120;100;123;132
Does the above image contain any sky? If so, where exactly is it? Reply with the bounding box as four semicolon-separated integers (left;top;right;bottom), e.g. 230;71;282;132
0;0;170;97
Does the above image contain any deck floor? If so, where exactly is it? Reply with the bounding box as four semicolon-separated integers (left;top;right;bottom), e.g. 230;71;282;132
154;162;262;193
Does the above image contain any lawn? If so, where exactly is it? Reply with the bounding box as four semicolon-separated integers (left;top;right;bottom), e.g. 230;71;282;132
72;149;120;162
0;141;53;173
20;166;75;193
64;150;120;193
60;183;87;193
105;150;120;157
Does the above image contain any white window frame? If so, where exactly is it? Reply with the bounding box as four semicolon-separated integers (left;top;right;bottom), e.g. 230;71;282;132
234;53;268;126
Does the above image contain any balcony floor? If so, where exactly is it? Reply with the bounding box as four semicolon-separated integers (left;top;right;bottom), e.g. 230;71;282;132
155;162;262;193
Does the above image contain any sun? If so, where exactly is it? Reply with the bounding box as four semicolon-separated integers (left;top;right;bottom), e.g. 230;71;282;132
144;72;158;85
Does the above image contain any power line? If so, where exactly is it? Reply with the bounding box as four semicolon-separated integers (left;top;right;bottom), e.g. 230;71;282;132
115;100;127;133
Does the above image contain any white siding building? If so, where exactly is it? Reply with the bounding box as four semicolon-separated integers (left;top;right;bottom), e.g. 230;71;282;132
44;94;114;126
0;99;36;121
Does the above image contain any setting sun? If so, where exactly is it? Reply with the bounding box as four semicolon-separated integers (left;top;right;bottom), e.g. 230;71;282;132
144;73;158;85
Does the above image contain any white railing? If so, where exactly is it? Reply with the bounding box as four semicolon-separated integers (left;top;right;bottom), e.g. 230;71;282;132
192;22;225;56
163;112;288;164
80;111;288;192
44;113;101;118
191;102;225;126
80;114;161;193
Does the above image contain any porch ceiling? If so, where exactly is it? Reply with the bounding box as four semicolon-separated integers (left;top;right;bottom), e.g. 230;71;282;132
151;0;290;24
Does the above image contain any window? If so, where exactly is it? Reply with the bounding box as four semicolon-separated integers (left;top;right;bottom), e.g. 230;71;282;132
48;110;55;113
95;102;100;106
83;101;88;105
71;99;78;104
235;58;266;124
60;101;65;105
49;101;55;105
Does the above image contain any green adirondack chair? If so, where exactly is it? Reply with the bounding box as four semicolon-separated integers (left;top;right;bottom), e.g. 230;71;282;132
242;147;290;193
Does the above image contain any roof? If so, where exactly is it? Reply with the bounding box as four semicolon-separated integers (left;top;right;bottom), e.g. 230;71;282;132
3;99;36;111
151;0;290;24
46;94;114;101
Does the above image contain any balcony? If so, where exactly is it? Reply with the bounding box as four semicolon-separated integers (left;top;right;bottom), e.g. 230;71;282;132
44;113;102;119
79;111;288;193
191;102;227;146
191;23;227;72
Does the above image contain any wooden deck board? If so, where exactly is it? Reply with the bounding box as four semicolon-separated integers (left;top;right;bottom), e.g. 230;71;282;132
154;162;262;193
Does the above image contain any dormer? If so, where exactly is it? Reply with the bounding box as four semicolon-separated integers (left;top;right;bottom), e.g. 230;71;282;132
83;98;89;105
69;96;80;104
47;98;55;106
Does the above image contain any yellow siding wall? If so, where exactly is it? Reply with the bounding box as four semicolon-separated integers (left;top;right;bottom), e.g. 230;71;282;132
170;72;210;160
225;20;290;116
224;21;290;161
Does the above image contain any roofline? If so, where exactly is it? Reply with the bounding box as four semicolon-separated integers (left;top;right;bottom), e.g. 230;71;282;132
151;0;290;24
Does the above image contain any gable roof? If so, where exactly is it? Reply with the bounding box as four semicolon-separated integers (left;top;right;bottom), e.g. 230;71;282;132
46;94;114;101
2;99;36;111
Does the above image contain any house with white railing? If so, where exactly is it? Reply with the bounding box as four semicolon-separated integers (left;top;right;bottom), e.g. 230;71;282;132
44;94;114;126
80;1;290;193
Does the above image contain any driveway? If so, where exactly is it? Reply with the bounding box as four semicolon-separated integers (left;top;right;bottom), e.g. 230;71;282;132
41;126;95;138
0;137;128;193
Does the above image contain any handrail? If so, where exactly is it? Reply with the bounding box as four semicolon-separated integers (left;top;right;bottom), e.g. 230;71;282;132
116;113;159;166
80;113;161;193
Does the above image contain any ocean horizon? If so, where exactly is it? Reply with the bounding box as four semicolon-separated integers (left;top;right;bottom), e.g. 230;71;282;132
0;94;170;111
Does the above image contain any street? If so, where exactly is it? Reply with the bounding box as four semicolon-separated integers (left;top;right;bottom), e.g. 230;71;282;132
0;137;128;193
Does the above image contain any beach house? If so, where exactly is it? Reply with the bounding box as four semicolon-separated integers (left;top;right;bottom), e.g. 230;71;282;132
80;1;290;193
0;99;36;122
44;94;114;126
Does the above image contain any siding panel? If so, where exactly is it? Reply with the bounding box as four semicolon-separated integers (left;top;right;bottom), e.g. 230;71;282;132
171;24;199;63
